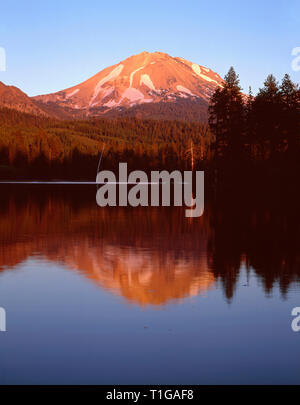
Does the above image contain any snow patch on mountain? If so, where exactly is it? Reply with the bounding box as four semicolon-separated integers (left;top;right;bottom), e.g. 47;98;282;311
176;85;195;96
90;64;124;106
90;101;100;107
192;63;220;85
129;66;144;87
103;99;120;107
102;87;114;99
140;74;156;91
142;98;153;103
199;73;220;84
122;87;145;102
192;64;202;76
66;89;80;98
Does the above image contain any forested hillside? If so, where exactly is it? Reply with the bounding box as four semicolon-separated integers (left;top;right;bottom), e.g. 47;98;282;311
0;68;299;181
0;108;213;179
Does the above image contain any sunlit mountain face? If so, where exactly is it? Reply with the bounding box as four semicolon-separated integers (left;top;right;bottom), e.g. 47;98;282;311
33;52;224;120
0;185;299;306
0;52;227;121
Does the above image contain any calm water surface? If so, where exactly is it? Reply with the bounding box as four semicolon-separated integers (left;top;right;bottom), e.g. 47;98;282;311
0;184;299;384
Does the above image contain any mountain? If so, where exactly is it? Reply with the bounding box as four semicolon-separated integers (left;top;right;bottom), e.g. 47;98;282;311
33;51;224;121
0;81;49;116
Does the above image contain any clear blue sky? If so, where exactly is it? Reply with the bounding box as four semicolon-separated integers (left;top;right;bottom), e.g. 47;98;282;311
0;0;299;96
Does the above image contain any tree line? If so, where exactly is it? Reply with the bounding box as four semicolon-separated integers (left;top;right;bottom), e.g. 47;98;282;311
0;67;299;180
209;67;300;166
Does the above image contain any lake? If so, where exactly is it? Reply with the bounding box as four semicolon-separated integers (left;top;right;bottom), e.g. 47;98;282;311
0;184;299;384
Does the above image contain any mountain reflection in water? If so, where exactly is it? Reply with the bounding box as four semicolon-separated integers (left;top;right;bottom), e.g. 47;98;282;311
0;184;299;305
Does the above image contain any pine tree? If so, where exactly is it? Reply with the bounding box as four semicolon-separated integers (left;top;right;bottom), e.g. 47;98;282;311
279;74;300;159
253;74;281;158
245;86;255;159
209;67;245;161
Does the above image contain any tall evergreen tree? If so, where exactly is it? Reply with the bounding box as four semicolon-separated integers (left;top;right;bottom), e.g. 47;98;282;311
279;74;300;159
245;86;255;159
252;74;281;158
209;67;245;161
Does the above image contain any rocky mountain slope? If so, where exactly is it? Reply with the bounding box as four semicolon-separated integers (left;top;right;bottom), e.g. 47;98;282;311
33;51;224;120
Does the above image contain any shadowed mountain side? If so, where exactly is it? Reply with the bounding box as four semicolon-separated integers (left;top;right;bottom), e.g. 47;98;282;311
97;99;209;122
0;82;50;117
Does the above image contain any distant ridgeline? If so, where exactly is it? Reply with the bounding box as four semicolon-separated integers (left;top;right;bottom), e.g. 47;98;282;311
0;67;299;181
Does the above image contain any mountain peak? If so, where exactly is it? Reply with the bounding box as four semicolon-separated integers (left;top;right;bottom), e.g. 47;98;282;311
33;52;224;120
